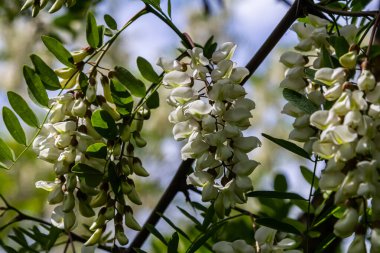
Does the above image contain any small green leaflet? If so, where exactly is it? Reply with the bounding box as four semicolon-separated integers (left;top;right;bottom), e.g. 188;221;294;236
255;217;302;235
146;90;160;109
300;165;319;189
282;88;319;114
186;222;225;253
137;57;160;83
86;12;100;48
114;66;146;97
2;107;26;146
23;66;49;107
41;36;75;68
86;143;107;159
262;133;311;160
146;224;167;245
246;191;306;201
71;163;103;187
0;138;14;162
104;14;118;30
30;54;61;90
274;173;288;192
91;109;118;140
328;36;349;58
110;79;134;116
7;91;39;127
167;232;179;253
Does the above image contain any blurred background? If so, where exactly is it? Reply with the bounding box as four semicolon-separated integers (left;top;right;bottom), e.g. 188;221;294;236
0;0;378;252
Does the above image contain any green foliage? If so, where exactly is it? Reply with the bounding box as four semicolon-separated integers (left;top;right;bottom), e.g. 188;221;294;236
7;92;39;128
22;66;49;107
104;14;118;30
282;88;318;115
2;107;26;145
30;54;61;91
137;57;160;83
86;12;100;48
114;66;146;97
86;143;108;159
41;35;75;67
262;133;311;160
71;163;103;187
91;109;118;140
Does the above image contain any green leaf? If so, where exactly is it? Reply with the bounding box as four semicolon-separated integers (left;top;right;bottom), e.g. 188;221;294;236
167;0;172;18
146;224;167;246
7;91;39;127
167;232;179;253
2;107;27;145
23;66;49;107
247;191;306;200
255;217;302;235
108;162;120;196
91;109;118;140
86;143;107;159
262;133;311;160
159;214;191;241
104;14;117;30
320;45;334;68
30;54;61;90
300;165;319;189
187;222;225;253
282;88;319;114
328;36;349;58
137;57;160;83
0;138;14;162
146;90;160;109
315;233;337;253
71;163;103;187
274;174;287;192
134;249;149;253
97;25;105;47
41;36;75;67
177;206;202;226
86;12;100;48
114;66;146;97
110;79;134;116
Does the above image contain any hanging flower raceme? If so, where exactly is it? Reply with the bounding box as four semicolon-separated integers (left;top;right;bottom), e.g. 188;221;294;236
280;14;380;252
158;42;260;217
32;50;151;247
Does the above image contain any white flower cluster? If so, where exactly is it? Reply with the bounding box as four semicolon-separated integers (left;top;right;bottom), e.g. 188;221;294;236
33;92;105;231
280;14;380;251
158;42;260;217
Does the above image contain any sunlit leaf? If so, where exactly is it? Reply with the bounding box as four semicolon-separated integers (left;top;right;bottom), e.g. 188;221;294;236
41;36;75;67
137;56;160;83
91;109;118;140
0;138;14;162
86;143;107;159
2;107;26;145
104;14;118;30
7;91;39;127
282;88;319;114
262;133;311;160
114;66;146;97
86;12;100;48
30;54;61;90
167;232;179;253
71;163;103;187
23;66;49;107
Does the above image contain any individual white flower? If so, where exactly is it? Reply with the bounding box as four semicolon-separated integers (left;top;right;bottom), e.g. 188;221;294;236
181;139;209;160
230;67;249;84
184;100;213;121
71;98;87;117
279;51;306;67
314;67;345;86
358;70;376;91
212;42;237;63
324;83;343;101
211;60;233;81
173;120;199;141
156;57;181;72
162;71;191;88
169;86;197;104
310;110;340;130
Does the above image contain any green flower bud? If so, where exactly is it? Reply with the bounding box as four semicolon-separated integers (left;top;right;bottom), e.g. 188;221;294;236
63;192;75;212
104;206;115;220
65;0;76;7
121;180;133;194
90;190;107;208
90;212;106;231
64;211;76;231
55;67;76;79
79;178;99;196
86;85;97;103
49;0;65;13
20;0;34;12
339;51;357;69
120;158;131;175
66;174;77;192
124;209;142;231
120;125;131;142
115;225;129;245
48;185;64;204
31;3;40;17
371;228;380;253
100;102;121;121
127;187;142;205
40;0;49;8
133;132;147;148
71;50;89;63
132;158;149;177
78;201;95;218
101;77;113;103
84;228;103;246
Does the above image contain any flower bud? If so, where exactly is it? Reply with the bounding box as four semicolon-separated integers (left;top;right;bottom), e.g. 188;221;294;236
78;201;95;218
86;84;97;103
100;102;121;121
115;225;129;245
127;187;142;205
333;207;358;238
49;0;65;13
84;228;103;246
133;132;147;148
371;228;380;253
63;192;75;212
90;212;106;231
132;158;149;177
120;125;131;142
124;209;142;231
358;70;375;91
71;50;90;63
104;206;115;220
64;211;76;231
90;190;107;208
48;185;64;204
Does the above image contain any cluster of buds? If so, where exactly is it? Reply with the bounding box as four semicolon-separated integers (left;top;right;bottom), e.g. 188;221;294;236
280;14;380;250
33;49;149;246
158;42;260;217
21;0;76;16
